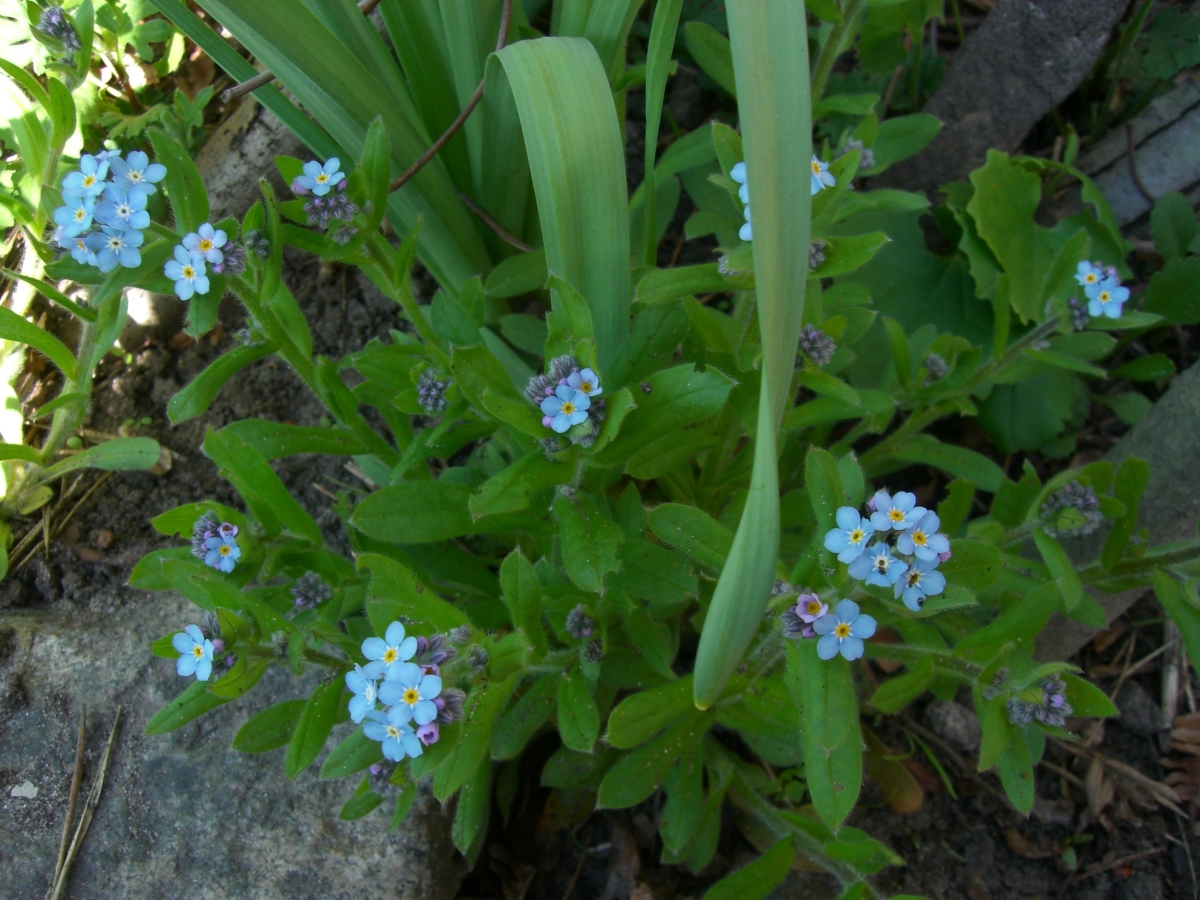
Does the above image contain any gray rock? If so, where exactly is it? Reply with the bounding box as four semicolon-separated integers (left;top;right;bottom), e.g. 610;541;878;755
1113;871;1164;900
878;0;1132;192
1114;680;1164;737
921;699;981;754
0;595;463;899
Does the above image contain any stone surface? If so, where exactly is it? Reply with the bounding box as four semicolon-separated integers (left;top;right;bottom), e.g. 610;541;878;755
1114;680;1164;738
1036;358;1200;662
0;596;463;900
921;699;981;754
878;0;1132;192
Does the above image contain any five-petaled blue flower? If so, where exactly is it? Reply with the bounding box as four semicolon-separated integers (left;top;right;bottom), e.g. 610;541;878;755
89;226;143;272
1085;276;1128;319
109;150;166;195
895;557;946;611
813;599;876;661
1074;261;1104;289
379;667;443;726
183;223;228;264
810;155;836;195
540;384;590;434
164;246;209;300
361;620;418;680
296;158;345;196
62;154;109;199
54;194;95;237
823;506;875;563
173;624;214;680
60;230;97;265
94;185;150;232
363;707;422;761
567;367;602;398
345;665;379;724
848;542;908;587
203;534;241;572
896;510;950;561
870;489;926;532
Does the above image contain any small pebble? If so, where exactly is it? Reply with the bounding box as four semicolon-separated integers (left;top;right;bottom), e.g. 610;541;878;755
10;781;37;799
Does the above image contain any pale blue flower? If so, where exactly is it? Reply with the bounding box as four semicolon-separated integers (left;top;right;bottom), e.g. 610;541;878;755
1074;261;1104;289
363;707;422;761
94;185;150;232
183;223;228;265
814;599;876;661
164;245;209;300
361;620;418;680
203;534;240;572
345;665;379;724
848;542;908;587
173;624;214;680
540;384;590;434
823;506;875;563
731;162;753;240
59;229;97;265
869;489;926;532
54;195;95;237
567;367;602;398
1085;277;1128;319
895;557;946;611
109;150;166;195
88;226;143;272
61;154;109;199
811;155;835;195
896;510;950;561
379;667;442;726
296;158;345;196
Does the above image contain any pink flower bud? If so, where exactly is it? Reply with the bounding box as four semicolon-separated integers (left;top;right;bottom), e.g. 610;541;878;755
542;415;553;428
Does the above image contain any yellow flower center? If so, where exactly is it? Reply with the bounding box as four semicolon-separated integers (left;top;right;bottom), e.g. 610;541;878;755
835;623;851;638
74;208;86;221
1099;291;1111;302
908;571;921;587
83;174;95;187
849;529;864;543
182;266;195;279
805;600;822;615
129;170;142;182
889;509;905;522
383;647;398;664
386;725;401;738
913;531;927;546
580;381;593;393
560;401;575;415
1085;273;1097;283
218;544;231;556
192;645;204;658
403;688;420;705
199;239;213;252
316;173;329;184
811;161;821;175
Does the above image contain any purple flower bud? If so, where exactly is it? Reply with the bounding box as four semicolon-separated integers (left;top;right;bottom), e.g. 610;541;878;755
416;721;440;745
417;370;451;415
566;605;595;639
437;689;465;724
290;176;311;197
211;639;225;653
542;416;554;428
937;549;952;563
218;522;238;538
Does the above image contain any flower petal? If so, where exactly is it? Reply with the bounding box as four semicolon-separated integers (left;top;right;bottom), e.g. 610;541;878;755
176;654;198;676
385;621;405;646
361;636;387;660
172;632;194;653
413;699;438;725
824;529;850;552
377;681;403;705
812;615;838;636
817;634;840;660
839;636;865;661
833;599;860;622
419;674;443;698
195;658;212;681
835;507;859;530
390;662;423;686
849;613;877;639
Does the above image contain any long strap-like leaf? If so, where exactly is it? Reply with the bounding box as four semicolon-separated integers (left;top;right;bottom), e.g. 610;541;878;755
693;0;812;709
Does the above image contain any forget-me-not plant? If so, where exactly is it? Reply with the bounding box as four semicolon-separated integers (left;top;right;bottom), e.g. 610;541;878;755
1086;276;1128;319
379;666;443;726
363;707;423;761
183;223;228;265
895;557;946;611
896;510;950;561
361;620;418;680
109;150;166;194
203;532;241;573
567;367;602;399
94;185;151;232
813;600;877;661
345;665;380;723
164;246;209;301
173;624;215;681
848;541;908;587
540;384;591;433
870;489;926;531
62;153;109;199
295;158;345;196
89;226;143;273
823;506;875;562
810;155;835;195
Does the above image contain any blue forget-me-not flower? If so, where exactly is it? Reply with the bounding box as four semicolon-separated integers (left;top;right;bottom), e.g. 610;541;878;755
895;557;946;611
1086;276;1128;319
54;194;95;237
363;708;422;761
203;533;241;573
183;223;228;265
823;506;875;562
730;161;753;241
848;542;908;587
62;154;109;200
896;510;950;561
813;600;876;661
109;150;166;195
89;226;143;272
164;246;209;300
345;665;379;723
567;367;602;399
295;158;345;196
1074;261;1104;289
361;620;418;680
173;624;215;681
379;667;443;726
811;155;835;195
870;489;926;532
540;384;590;433
94;185;150;232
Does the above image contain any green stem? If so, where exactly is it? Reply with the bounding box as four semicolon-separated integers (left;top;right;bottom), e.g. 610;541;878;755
366;235;450;368
865;641;980;681
1080;541;1200;584
301;647;352;672
809;0;869;102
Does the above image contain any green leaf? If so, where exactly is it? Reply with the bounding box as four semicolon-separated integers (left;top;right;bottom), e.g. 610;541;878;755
1102;457;1150;569
805;446;845;551
0;443;41;464
816;232;889;278
558;668;600;753
870;654;934;714
221;420;369;459
553;493;623;593
640;0;684;265
1060;673;1118;718
647;504;733;571
233;699;306;753
39;437;161;481
606;675;693;748
496;37;630;369
1143;256;1200;326
609;540;697;609
978;695;1011;772
683;21;736;98
451;758;491;863
469;452;574;518
167;342;278;425
145;681;231;735
490;674;559;761
1154;571;1200;683
1033;530;1083;612
955;581;1058;661
434;675;519;801
358;553;469;634
340;786;384;821
207;656;270;699
938;479;976;535
938;539;1005;593
606;302;690;390
704;837;794;900
881;434;1006;492
998;728;1034;814
1110;353;1176;382
597;710;711;808
1022;347;1106;379
285;679;343;778
790;640;862;829
635;262;736;306
321;728;383;779
485;249;548;298
352;481;475;544
148;129;209;234
0;306;76;380
500;550;547;658
869;113;942;171
1150;191;1198;264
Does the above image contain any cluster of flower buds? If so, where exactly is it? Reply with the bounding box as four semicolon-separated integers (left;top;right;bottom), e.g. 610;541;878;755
1040;481;1105;538
797;324;837;368
290;158;358;242
189;512;242;573
344;622;465;761
1073;261;1128;322
35;6;81;56
824;489;952;611
290;571;333;611
525;355;606;444
53;150;162;274
1007;675;1073;727
416;369;452;415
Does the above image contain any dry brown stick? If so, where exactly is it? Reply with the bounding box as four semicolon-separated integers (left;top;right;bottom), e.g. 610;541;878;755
50;707;121;900
12;471;113;574
221;0;388;102
51;706;87;890
388;0;513;194
458;190;536;253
